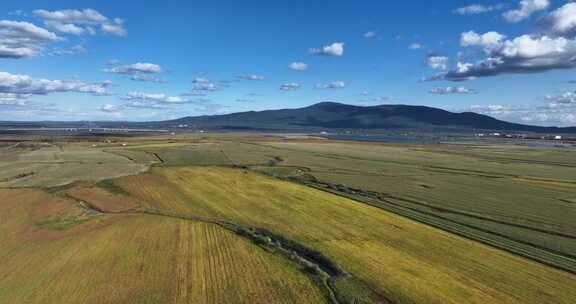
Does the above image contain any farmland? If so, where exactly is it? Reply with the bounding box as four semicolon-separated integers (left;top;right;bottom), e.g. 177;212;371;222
0;188;325;304
73;165;575;304
0;142;147;187
123;137;576;271
1;132;575;303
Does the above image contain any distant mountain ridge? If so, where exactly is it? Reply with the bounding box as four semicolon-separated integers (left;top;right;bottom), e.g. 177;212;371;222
158;102;576;133
1;102;575;133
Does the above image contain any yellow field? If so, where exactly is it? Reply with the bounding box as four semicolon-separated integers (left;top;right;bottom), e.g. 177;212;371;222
105;166;576;304
0;188;325;304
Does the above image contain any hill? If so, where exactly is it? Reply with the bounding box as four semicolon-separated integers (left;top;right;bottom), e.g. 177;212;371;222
1;102;575;133
158;102;576;133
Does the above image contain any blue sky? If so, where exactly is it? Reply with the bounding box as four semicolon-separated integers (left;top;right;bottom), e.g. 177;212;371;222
1;1;576;126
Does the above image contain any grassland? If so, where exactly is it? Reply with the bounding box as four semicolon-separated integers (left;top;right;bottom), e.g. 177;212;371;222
0;142;147;187
67;166;575;304
129;139;576;269
2;133;576;303
0;187;325;304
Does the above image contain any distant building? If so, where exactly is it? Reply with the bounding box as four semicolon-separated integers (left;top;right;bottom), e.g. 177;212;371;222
554;135;562;140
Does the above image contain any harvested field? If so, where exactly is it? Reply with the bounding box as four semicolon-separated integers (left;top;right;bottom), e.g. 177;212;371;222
0;188;324;304
106;166;576;304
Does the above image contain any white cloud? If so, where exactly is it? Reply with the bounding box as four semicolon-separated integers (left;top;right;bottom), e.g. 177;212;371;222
429;86;477;94
316;81;346;89
0;70;110;97
101;20;127;37
409;43;423;50
130;75;164;83
542;3;576;37
33;9;107;23
33;8;127;36
122;92;186;108
289;62;308;71
454;4;505;15
503;0;549;23
44;21;85;35
49;44;86;56
427;56;449;70
363;31;377;39
468;92;576;126
105;62;162;74
280;83;300;91
238;74;265;81
193;82;217;92
545;91;576;105
310;42;344;56
460;31;506;50
434;32;576;81
192;77;210;83
100;104;119;113
0;20;61;58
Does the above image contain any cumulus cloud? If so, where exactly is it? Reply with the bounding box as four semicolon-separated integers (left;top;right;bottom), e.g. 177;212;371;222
503;0;549;23
310;42;344;56
0;71;110;97
541;3;576;37
460;31;506;50
237;74;264;81
34;8;107;23
33;8;127;36
429;86;477;94
0;20;61;58
289;62;308;71
101;19;127;37
280;83;300;91
468;91;576;126
430;31;576;81
454;4;505;15
44;21;85;35
315;81;346;89
427;55;449;70
105;62;162;74
545;91;576;105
